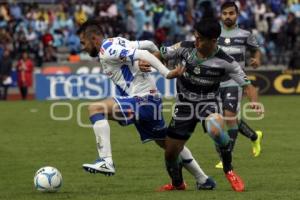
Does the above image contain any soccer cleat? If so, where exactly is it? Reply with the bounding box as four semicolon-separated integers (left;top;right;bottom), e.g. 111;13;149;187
157;182;186;192
82;158;115;176
225;170;244;192
215;161;223;169
196;177;216;190
252;130;263;157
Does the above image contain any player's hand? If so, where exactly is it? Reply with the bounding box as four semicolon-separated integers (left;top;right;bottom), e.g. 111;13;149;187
248;102;264;115
166;65;185;79
250;58;260;68
138;60;152;72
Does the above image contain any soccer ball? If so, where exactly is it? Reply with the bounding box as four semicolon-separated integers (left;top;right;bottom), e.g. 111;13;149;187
34;166;63;192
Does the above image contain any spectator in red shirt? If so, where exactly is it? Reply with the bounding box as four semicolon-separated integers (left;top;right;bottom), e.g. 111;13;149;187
16;52;34;100
42;29;56;62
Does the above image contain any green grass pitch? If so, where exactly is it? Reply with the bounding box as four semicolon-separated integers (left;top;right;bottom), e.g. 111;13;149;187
0;96;300;200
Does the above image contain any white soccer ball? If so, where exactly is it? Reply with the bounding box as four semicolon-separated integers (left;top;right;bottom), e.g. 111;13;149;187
34;166;63;192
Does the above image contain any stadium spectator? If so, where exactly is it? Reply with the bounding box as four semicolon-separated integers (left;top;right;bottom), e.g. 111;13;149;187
286;12;298;49
42;29;56;62
9;2;22;21
158;5;178;38
0;0;298;67
256;14;268;37
66;30;80;53
16;52;34;100
134;2;146;39
68;51;80;63
126;10;137;39
0;4;10;21
99;1;117;18
0;49;12;100
141;21;154;40
35;16;48;35
74;5;88;25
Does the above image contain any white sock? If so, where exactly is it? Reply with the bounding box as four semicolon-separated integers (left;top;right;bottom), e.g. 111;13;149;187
179;146;208;184
93;119;113;164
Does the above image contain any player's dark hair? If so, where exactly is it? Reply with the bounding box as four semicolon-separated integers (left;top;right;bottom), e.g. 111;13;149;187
194;18;221;39
77;18;103;36
221;1;239;13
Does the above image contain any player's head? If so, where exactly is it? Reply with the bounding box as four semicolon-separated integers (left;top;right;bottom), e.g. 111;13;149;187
221;1;239;28
77;19;103;57
194;18;221;52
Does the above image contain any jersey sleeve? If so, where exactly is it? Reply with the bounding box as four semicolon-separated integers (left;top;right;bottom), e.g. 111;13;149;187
225;61;251;86
100;40;136;64
134;40;159;52
160;42;185;60
246;33;259;50
115;37;159;52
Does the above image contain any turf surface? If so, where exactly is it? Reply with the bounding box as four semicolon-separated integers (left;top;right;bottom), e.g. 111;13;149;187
0;96;299;200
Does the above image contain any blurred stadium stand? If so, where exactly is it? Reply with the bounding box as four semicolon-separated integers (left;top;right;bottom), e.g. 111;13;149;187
0;0;299;66
0;0;300;99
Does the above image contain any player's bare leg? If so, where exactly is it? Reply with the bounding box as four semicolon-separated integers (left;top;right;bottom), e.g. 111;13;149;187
158;137;186;191
154;140;216;190
206;113;244;192
215;110;239;169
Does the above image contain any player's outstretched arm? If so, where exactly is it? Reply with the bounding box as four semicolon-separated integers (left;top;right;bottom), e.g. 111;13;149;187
135;49;183;79
135;40;159;53
138;42;183;73
226;60;263;115
138;51;162;72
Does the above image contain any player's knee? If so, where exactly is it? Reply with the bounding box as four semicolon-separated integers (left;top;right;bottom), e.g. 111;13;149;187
165;149;179;161
164;144;182;161
224;110;238;127
206;113;224;137
88;102;106;115
226;119;238;128
209;126;219;137
155;140;166;149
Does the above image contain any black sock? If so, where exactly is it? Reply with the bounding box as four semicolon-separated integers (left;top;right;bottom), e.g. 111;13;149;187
20;87;28;100
239;119;258;141
228;128;238;152
165;157;183;187
217;143;233;174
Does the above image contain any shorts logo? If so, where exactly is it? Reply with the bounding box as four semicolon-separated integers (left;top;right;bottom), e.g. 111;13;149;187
225;38;231;45
160;46;167;54
194;66;201;75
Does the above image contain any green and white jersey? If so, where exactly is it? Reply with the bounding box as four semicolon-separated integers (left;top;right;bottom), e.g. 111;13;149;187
160;41;250;101
218;26;259;87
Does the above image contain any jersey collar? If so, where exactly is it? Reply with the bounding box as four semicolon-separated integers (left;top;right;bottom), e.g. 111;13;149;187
221;22;238;32
193;47;220;64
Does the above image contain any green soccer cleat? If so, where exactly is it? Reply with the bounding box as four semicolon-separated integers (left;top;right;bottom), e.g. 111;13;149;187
215;161;223;169
252;131;263;157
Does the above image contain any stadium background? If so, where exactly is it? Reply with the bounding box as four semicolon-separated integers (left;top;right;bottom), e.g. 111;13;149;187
0;0;300;200
0;0;299;99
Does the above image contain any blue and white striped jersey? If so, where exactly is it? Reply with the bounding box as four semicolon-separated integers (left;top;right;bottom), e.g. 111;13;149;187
98;37;158;97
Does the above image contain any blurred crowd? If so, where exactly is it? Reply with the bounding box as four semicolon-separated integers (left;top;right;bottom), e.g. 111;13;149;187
0;0;299;68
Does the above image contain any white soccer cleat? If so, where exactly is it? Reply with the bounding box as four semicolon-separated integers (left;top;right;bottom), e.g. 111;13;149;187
82;158;115;176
